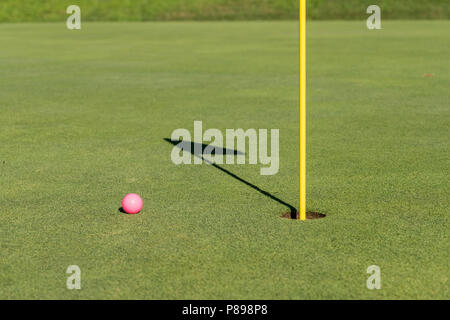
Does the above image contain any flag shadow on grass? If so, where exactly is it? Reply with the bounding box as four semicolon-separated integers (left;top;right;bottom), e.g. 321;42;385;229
164;138;298;219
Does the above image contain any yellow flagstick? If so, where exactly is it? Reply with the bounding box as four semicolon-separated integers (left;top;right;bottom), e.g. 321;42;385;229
299;0;306;220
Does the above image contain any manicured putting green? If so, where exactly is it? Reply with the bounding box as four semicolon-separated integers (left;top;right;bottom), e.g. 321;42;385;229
0;21;448;299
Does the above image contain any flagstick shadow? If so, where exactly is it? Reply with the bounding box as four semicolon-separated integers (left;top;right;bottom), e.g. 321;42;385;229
164;138;298;219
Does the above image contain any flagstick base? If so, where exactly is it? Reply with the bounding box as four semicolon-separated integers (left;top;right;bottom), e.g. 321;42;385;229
281;211;326;220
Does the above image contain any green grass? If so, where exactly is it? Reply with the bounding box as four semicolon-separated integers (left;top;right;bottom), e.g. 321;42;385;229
0;21;449;299
1;0;299;22
307;0;450;20
0;0;449;22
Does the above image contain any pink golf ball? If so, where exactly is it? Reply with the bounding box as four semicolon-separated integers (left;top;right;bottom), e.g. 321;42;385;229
122;193;143;214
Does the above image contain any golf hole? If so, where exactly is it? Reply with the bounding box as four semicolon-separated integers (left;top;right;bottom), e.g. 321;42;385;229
281;211;326;220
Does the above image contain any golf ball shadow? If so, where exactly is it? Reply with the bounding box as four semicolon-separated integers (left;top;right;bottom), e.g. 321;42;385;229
118;206;142;215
